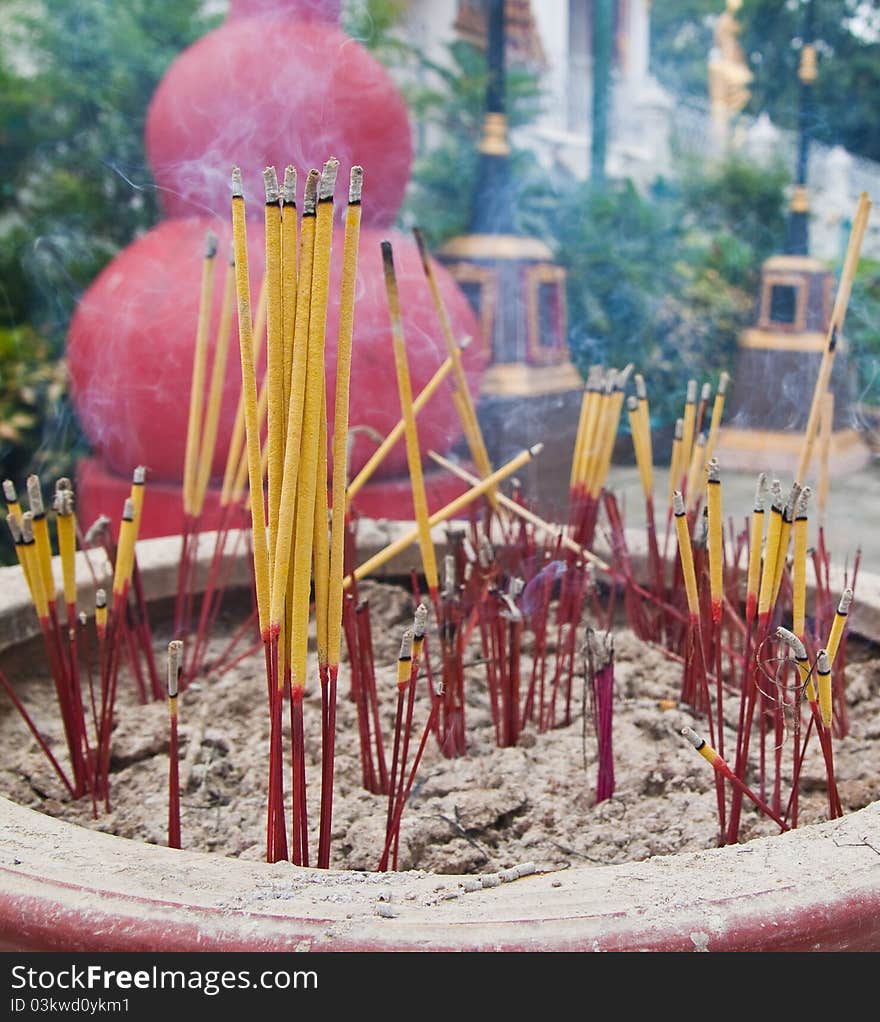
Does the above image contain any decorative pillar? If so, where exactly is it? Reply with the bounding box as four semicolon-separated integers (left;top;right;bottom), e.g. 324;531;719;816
438;0;583;512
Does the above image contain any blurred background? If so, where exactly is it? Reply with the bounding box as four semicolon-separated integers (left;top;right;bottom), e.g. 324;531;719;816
1;0;878;559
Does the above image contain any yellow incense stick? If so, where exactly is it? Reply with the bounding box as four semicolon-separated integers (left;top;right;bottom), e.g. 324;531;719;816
667;418;684;509
349;443;543;585
757;480;783;619
412;227;495;500
327;166;363;670
53;482;78;610
5;480;32;592
219;275;268;508
792;487;810;639
19;513;49;621
672;491;700;618
776;627;813;704
679;380;697;486
825;587;853;665
684;432;707;512
575;368;607;493
347;347;462;501
313;388;331;669
703;371;730;469
382;239;439;596
795;193;871;486
26;476;56;610
817;392;833;529
183;231;218;517
269;169;319;632
194;247;235;518
590;364;632;499
771;483;801;610
634;373;653;496
230;168;271;638
5;512;37;609
571;367;600;492
428;449;610;572
287;158;338;689
706;458;723;623
264;167;284;586
280;165;298;422
745;473;767;621
95;588;107;635
816;648;833;728
111;498;137;606
627;396;652;500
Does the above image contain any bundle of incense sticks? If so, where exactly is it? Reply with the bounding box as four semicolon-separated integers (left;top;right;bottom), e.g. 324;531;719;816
3;469;155;810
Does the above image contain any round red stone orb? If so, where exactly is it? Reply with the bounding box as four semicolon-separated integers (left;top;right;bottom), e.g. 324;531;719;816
68;219;484;485
145;17;411;228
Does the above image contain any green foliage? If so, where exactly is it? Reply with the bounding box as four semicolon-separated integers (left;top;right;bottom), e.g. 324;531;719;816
552;175;761;430
651;0;880;162
404;39;548;246
0;0;217;561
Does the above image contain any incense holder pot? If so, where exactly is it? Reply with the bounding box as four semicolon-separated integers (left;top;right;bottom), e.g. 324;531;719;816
0;534;878;952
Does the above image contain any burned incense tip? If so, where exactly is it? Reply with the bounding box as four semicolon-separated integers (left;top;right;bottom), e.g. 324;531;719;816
635;373;647;400
53;488;74;517
770;479;783;510
349;165;363;204
718;371;730;395
413;602;428;638
204;230;218;258
695;431;706;448
167;640;183;698
796;486;811;517
398;628;414;661
783;482;802;521
838;588;854;614
412;226;430;267
133;465;147;485
700;382;712;402
380;239;394;274
508;576;524;599
55;476;71;491
707;457;720;484
672;490;686;516
816;649;831;675
626;395;638;412
319;157;340;202
26;475;44;516
674;419;684;441
95;589;107;609
5;513;22;544
282;165;297;204
458;335;473;351
78;611;87;627
230;167;243;198
586;365;602;389
20;511;34;543
263;166;280;204
754;472;768;510
303;169;319;215
2;479;16;503
122;498;135;522
528;443;544;457
617;363;634;389
686;379;697;403
85;515;110;545
443;554;456;598
681;726;704;751
776;627;806;660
